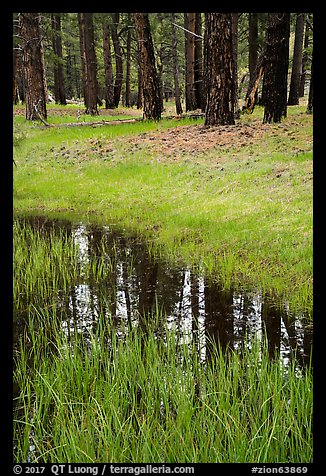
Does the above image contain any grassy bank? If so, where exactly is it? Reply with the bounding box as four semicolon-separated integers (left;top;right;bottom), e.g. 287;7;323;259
13;104;313;314
14;308;312;463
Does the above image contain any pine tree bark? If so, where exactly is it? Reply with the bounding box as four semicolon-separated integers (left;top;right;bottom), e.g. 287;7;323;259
134;13;162;120
137;59;143;109
184;13;197;111
248;13;259;105
288;13;305;105
78;13;99;115
111;13;123;108
13;47;19;104
249;13;259;82
51;13;66;105
262;13;290;123
103;21;115;109
194;13;205;110
307;49;313;114
231;13;239;117
242;45;266;113
299;15;311;97
171;13;183;115
204;13;235;126
20;13;47;120
125;13;132;108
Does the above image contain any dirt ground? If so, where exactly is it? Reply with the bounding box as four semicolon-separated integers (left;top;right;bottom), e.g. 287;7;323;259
125;121;269;159
14;104;312;163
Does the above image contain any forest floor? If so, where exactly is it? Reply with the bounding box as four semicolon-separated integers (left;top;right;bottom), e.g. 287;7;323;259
13;103;313;313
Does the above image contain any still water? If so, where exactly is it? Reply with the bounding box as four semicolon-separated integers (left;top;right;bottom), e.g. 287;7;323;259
14;216;312;369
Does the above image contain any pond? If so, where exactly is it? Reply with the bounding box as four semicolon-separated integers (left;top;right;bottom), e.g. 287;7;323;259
14;215;312;370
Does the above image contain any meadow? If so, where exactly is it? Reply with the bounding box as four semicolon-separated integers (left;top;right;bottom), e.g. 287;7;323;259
13;103;313;314
13;103;313;463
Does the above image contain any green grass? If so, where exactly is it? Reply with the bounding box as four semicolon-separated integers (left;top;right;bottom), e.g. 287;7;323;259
13;105;313;314
14;306;313;463
13;215;313;464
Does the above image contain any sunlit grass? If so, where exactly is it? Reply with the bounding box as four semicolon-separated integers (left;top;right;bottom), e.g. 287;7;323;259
14;308;312;463
13;106;312;314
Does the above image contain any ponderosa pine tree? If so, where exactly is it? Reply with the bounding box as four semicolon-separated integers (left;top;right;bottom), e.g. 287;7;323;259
184;13;197;111
111;13;123;108
78;12;98;115
262;13;290;123
134;13;162;120
307;49;313;114
288;13;305;106
204;13;235;126
170;13;183;115
51;13;66;105
102;19;115;109
20;12;47;120
194;13;205;111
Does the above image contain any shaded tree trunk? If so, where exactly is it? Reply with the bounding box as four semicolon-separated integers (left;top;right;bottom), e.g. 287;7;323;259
13;47;19;104
51;13;66;105
194;13;205;110
204;13;235;126
102;21;115;108
20;13;47;120
111;13;123;108
231;12;239;117
249;13;259;82
78;13;99;115
262;13;290;123
170;13;183;115
134;13;162;120
184;13;197;111
242;45;266;113
288;13;305;105
65;42;73;99
137;59;143;109
17;52;25;103
307;49;313;114
248;13;259;105
299;15;311;97
125;13;132;108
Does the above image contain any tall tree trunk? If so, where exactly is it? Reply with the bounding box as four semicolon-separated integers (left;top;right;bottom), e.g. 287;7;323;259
78;13;98;115
17;52;25;103
134;13;162;120
288;13;305;105
65;42;73;99
13;14;20;104
299;15;311;97
13;47;19;104
136;58;143;109
231;12;239;118
249;13;259;84
184;13;197;111
125;13;132;108
194;13;205;110
242;45;266;113
170;13;183;115
51;13;66;105
102;21;115;109
306;49;313;114
262;13;290;124
20;13;47;120
204;13;235;126
111;13;123;108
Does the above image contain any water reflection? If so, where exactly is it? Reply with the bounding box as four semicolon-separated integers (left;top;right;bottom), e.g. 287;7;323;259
15;216;312;369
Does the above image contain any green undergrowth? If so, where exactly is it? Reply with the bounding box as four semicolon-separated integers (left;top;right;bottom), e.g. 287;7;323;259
13;105;313;315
